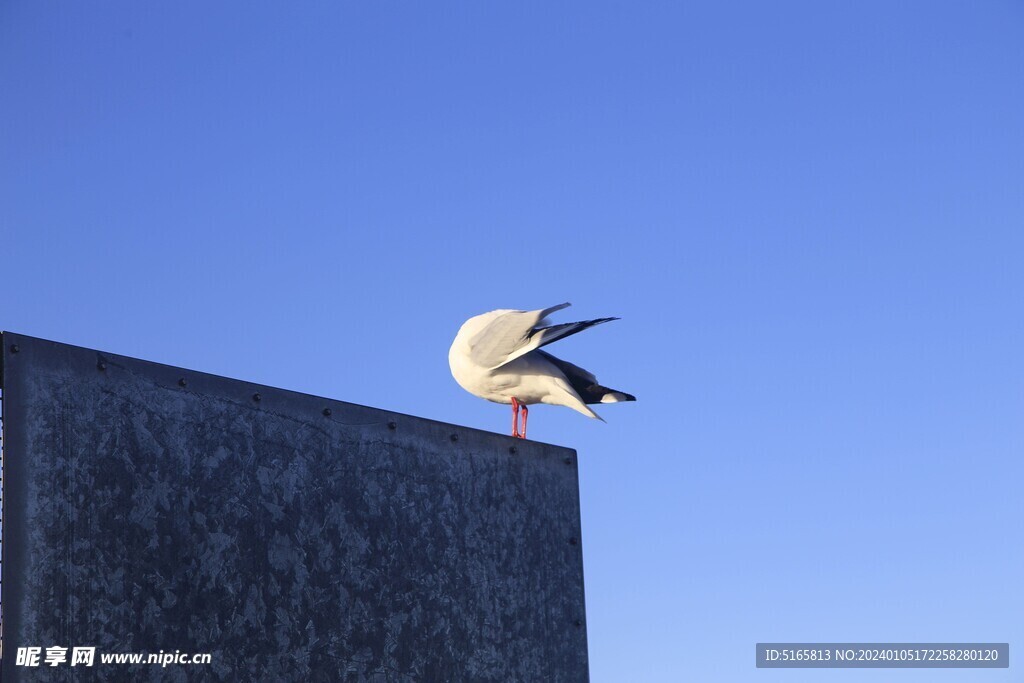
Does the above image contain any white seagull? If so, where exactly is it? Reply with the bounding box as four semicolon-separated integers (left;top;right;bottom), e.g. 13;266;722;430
449;302;636;439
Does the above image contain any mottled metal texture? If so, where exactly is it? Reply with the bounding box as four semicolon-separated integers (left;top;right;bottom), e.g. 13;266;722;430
0;333;589;682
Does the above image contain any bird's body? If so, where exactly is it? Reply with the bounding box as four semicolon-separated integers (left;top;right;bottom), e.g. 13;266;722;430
451;334;591;413
449;303;635;437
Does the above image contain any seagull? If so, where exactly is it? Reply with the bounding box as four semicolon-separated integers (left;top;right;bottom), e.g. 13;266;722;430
449;302;636;439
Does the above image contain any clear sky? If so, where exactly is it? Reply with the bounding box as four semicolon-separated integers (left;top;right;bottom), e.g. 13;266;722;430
2;2;1022;681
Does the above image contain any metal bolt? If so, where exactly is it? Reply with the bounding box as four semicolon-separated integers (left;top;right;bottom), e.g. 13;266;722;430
574;619;583;628
10;344;19;353
387;421;397;430
178;378;187;387
322;407;332;417
450;434;459;442
97;361;107;371
569;537;578;546
252;393;261;402
509;446;517;454
564;456;573;465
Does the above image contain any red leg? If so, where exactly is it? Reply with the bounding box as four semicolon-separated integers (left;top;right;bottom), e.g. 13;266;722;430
520;403;528;439
511;397;520;438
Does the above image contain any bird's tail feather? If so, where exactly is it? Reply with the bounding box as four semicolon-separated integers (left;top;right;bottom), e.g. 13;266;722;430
550;376;607;421
569;401;605;421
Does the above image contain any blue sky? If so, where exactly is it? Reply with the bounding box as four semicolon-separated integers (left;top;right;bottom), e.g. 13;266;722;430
2;2;1022;681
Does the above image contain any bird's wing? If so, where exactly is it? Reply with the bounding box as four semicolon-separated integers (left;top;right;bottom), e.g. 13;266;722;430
538;350;637;405
469;302;618;370
469;302;570;369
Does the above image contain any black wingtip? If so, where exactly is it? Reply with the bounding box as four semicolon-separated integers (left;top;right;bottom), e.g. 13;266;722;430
593;389;636;405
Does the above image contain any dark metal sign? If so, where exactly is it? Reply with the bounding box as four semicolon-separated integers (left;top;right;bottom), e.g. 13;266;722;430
1;332;589;681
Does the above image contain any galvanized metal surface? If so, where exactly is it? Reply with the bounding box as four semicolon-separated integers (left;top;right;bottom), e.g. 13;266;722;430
0;333;589;682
